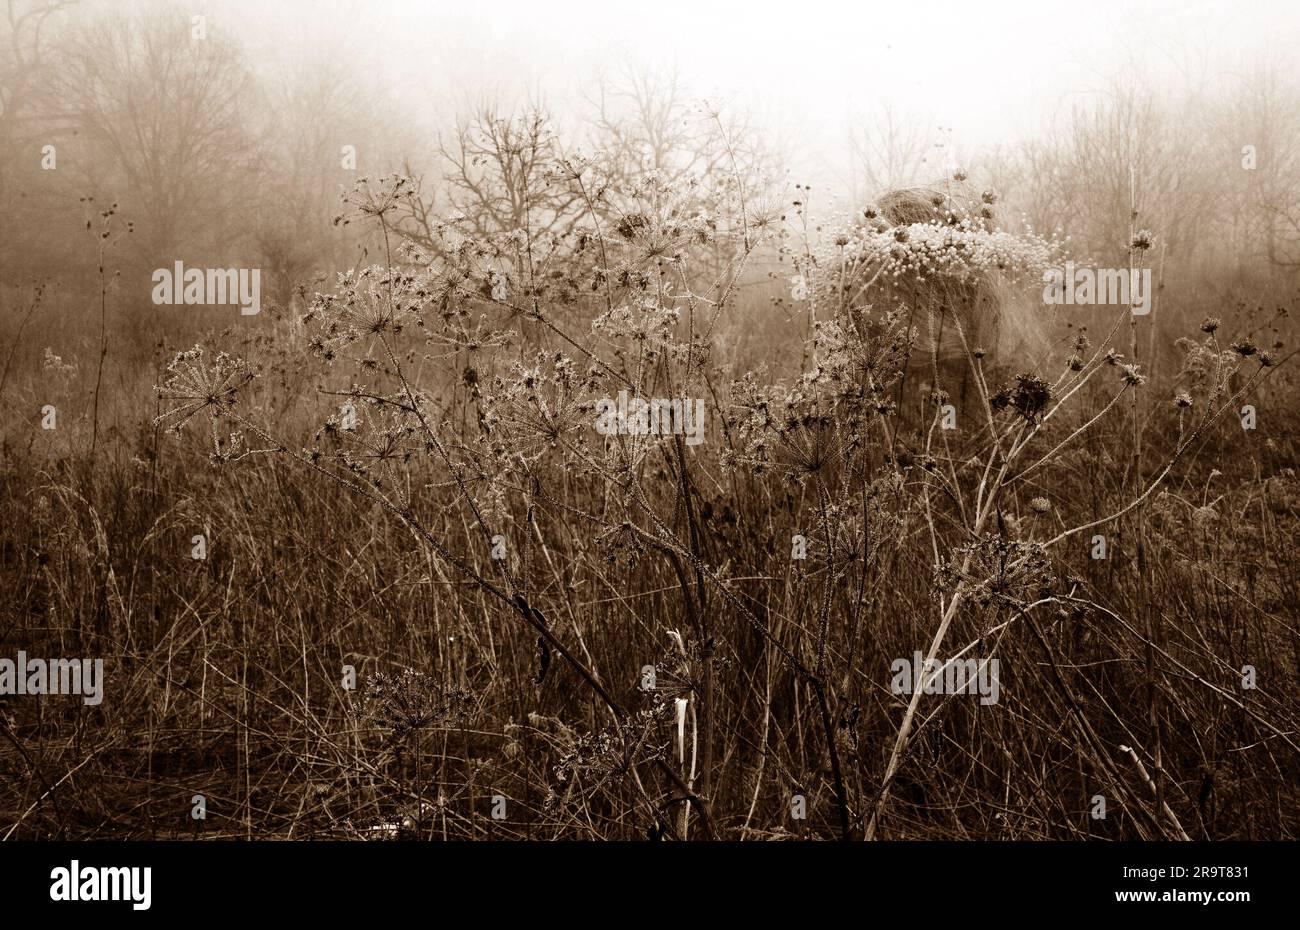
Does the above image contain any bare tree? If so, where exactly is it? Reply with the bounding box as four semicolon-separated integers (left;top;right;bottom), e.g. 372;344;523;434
586;62;721;185
449;102;579;240
0;0;74;144
0;0;76;272
1001;82;1207;264
847;103;935;202
43;6;259;261
586;62;785;202
1228;65;1300;272
252;48;386;307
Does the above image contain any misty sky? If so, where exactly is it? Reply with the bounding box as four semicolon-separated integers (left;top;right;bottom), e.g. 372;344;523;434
84;0;1300;200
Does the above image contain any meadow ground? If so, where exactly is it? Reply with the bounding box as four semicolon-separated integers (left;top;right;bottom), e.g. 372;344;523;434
2;168;1298;843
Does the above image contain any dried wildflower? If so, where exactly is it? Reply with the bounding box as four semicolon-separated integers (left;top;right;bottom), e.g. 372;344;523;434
1130;229;1153;251
154;347;253;432
478;351;601;470
1119;363;1146;386
595;521;645;568
1230;339;1258;357
1175;337;1239;402
334;174;415;227
1174;392;1193;408
1029;497;1051;513
1191;504;1219;531
314;401;423;489
1200;317;1220;334
551;706;670;791
990;373;1052;424
615;211;650;240
726;312;911;479
354;668;476;736
303;264;431;359
937;534;1053;610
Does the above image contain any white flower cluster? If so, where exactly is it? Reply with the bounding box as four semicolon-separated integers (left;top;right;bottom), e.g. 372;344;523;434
846;218;1060;286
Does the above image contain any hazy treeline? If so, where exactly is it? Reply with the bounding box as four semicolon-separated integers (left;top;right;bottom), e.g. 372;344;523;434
4;4;1298;325
0;2;780;318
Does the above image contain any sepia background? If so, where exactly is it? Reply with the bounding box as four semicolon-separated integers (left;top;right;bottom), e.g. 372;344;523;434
1;0;1298;840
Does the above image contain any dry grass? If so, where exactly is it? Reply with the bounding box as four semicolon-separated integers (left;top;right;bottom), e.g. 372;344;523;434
2;160;1299;843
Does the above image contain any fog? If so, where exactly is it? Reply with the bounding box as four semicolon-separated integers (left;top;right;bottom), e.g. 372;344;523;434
171;0;1300;192
6;0;1300;357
